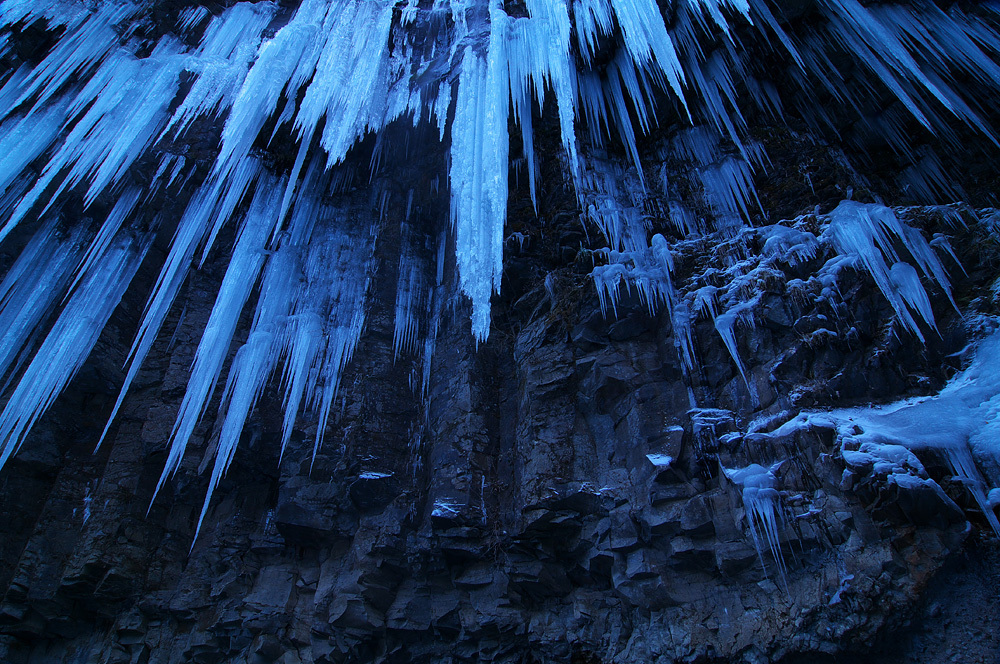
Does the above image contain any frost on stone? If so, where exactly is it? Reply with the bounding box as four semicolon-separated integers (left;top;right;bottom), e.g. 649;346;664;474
609;198;962;397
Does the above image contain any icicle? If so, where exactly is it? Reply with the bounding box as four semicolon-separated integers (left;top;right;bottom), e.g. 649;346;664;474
3;37;186;239
0;233;151;469
607;0;686;107
298;0;396;162
672;126;721;166
823;201;953;341
714;309;749;387
305;221;377;462
889;262;938;338
212;1;326;181
592;262;628;318
686;49;750;158
0;99;68;202
724;462;789;589
2;0;1000;545
591;233;675;319
669;202;698;235
208;213;317;492
8;4;137;113
819;0;952;132
421;232;447;400
581;156;648;253
177;6;211;34
699;157;760;225
898;149;963;204
394;232;424;360
154;174;286;499
513;0;581;185
196;324;282;539
945;445;1000;536
71;188;142;292
164;3;276;140
100;159;265;446
0;217;88;390
929;234;966;277
449;14;511;342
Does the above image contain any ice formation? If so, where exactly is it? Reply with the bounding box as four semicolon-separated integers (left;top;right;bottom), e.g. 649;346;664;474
724;462;789;586
634;200;964;395
0;0;999;531
822;201;956;341
775;329;1000;534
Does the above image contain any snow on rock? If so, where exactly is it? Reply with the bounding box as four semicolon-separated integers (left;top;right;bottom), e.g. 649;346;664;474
779;330;1000;533
758;224;820;266
645;453;674;469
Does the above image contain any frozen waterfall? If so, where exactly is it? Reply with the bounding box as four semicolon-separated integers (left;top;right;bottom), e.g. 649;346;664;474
1;0;1000;533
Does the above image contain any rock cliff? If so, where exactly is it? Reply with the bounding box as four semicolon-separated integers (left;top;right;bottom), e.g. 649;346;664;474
2;123;1000;663
1;1;1000;663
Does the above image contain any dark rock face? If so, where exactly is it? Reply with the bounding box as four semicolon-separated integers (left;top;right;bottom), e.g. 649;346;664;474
1;136;998;664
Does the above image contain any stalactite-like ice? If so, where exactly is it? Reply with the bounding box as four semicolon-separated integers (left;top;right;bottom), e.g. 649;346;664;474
822;201;954;341
394;224;425;360
163;3;276;140
155;175;286;497
0;217;88;390
724;462;789;586
713;298;758;388
449;29;510;341
99;158;266;445
0;233;151;468
195;187;377;534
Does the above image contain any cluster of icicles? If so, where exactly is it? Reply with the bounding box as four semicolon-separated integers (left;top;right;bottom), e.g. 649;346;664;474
0;0;999;536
